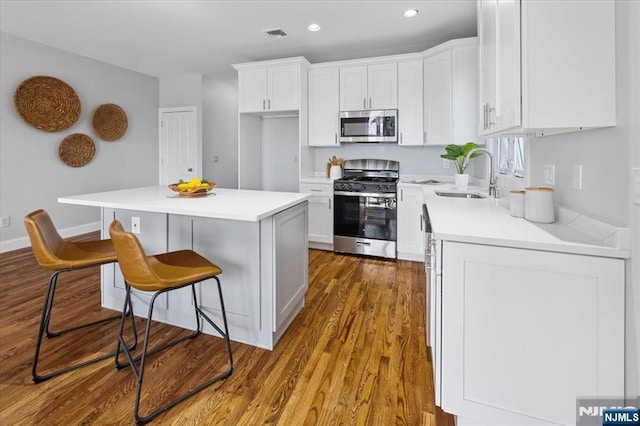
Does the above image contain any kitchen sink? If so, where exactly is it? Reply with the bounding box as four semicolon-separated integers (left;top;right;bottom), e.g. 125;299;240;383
435;190;487;199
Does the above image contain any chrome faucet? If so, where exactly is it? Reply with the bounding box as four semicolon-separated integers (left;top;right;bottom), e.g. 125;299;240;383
463;148;498;198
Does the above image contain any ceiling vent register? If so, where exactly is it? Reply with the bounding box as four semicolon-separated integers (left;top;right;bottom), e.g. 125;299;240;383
262;28;288;38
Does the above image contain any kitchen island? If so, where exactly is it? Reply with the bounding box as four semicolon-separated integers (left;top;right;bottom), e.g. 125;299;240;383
59;186;311;350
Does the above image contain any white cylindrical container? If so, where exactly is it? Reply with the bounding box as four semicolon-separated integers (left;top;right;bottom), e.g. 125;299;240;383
329;165;342;180
509;190;525;218
524;187;555;223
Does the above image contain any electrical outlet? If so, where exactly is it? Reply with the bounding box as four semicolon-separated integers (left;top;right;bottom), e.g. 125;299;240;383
544;164;555;185
131;216;140;234
0;216;10;228
442;159;450;169
572;165;583;190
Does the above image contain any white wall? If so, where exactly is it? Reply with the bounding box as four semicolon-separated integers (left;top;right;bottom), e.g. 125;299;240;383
0;33;159;248
203;77;238;188
528;1;640;399
314;145;482;178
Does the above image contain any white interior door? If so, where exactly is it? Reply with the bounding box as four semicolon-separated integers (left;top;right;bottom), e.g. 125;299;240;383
159;107;199;185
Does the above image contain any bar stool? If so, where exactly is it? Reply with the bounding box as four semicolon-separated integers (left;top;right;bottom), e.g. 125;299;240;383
24;209;136;383
109;220;233;425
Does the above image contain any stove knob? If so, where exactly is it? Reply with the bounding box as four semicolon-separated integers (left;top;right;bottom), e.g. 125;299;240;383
347;184;353;191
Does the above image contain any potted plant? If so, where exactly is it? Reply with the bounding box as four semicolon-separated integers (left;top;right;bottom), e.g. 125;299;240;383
440;142;481;190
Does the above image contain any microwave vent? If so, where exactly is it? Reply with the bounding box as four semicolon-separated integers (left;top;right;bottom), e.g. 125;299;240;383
262;28;288;38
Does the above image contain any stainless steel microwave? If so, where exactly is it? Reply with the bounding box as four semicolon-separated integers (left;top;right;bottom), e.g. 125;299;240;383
339;109;397;143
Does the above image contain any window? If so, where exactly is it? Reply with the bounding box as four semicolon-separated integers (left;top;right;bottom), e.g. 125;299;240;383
494;137;525;178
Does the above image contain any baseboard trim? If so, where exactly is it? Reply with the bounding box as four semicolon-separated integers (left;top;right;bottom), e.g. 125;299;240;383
0;221;101;254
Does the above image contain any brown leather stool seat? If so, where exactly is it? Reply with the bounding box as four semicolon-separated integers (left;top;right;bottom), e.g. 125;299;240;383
109;220;233;425
24;209;136;383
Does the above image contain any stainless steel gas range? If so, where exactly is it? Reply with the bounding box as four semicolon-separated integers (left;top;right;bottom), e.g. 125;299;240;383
333;159;399;259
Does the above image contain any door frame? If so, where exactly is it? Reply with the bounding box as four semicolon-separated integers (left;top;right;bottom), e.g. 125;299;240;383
158;106;200;184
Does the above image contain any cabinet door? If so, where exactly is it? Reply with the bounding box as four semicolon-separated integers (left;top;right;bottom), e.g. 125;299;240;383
494;0;521;132
396;186;425;258
423;50;452;146
268;64;299;111
238;68;267;113
441;242;624;425
478;0;497;135
308;195;333;244
339;66;368;111
309;67;340;146
397;60;424;146
368;63;398;109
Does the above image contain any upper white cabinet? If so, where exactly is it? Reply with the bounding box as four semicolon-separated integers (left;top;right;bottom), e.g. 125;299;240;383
235;59;306;114
423;38;478;146
478;0;615;137
340;63;397;111
397;60;424;146
308;67;340;146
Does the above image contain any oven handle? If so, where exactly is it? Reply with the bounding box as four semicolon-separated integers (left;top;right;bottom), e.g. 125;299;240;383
333;191;397;198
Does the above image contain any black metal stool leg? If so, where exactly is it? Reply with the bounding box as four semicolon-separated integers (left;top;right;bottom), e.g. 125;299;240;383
121;280;233;425
33;268;137;383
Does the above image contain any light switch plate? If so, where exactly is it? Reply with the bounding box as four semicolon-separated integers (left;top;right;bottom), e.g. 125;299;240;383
544;164;555;185
633;168;640;205
131;216;140;234
572;165;583;190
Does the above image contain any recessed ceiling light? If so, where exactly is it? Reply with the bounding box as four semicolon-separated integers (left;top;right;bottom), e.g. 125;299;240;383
403;9;419;18
307;23;321;32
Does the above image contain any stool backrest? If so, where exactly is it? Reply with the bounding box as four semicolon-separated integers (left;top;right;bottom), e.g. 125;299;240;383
109;220;161;291
24;209;65;269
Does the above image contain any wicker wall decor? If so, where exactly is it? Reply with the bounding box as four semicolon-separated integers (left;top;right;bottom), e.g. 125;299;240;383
92;103;128;141
58;133;95;167
14;76;81;132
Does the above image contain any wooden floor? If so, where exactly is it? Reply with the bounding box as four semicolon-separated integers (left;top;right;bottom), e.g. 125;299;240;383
0;233;454;425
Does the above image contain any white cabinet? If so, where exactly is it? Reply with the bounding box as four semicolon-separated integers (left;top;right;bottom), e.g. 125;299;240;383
478;0;615;136
300;182;333;246
397;60;424;146
339;63;397;111
423;38;478;146
308;67;339;146
397;184;425;260
236;63;300;113
440;241;624;425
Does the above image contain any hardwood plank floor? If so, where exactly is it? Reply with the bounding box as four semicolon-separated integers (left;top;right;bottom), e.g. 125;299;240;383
0;234;453;425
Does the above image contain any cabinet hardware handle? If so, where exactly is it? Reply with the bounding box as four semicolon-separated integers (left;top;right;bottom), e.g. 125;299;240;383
334;133;338;144
263;99;266;110
268;99;271;109
188;167;193;172
483;103;487;130
310;189;322;192
329;199;332;210
423;131;427;144
488;106;495;127
420;214;423;232
363;98;367;109
400;132;403;144
400;189;404;202
369;98;372;109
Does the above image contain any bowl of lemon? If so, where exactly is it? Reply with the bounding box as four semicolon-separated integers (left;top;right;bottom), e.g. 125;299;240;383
168;178;216;197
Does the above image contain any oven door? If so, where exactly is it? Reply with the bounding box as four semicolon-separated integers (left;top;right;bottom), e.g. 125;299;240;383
333;191;397;258
334;192;397;240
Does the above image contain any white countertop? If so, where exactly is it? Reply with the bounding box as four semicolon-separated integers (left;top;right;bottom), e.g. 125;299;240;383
59;186;311;222
414;183;630;259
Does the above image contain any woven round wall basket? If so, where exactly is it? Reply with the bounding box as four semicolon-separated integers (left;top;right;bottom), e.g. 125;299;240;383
58;133;95;167
92;103;128;141
14;76;81;132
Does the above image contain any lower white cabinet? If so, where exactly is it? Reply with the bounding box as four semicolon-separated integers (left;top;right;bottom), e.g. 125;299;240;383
440;241;624;425
300;182;333;246
397;184;424;260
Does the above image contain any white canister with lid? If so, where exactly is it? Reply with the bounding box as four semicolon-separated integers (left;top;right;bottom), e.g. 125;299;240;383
509;190;525;217
524;187;555;223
